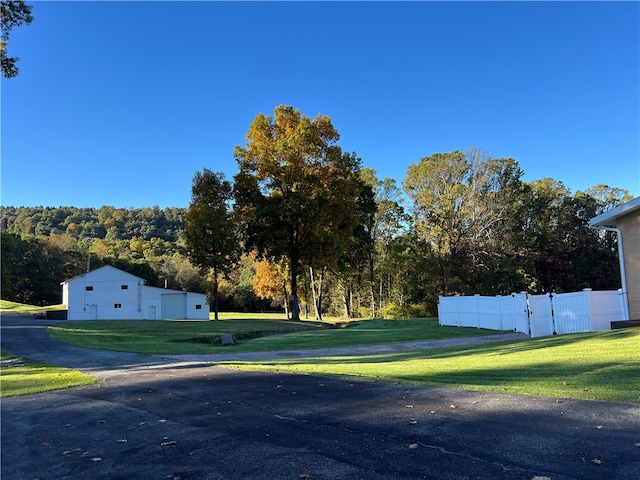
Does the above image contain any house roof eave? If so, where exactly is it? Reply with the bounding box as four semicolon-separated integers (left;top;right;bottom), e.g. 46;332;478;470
589;196;640;228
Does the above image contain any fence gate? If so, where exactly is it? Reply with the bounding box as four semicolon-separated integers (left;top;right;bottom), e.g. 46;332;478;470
527;294;555;337
512;293;530;334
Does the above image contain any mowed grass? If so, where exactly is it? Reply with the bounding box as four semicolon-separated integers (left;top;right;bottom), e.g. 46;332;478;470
223;329;640;403
47;317;500;355
0;350;99;397
48;317;329;354
10;302;637;403
0;299;65;315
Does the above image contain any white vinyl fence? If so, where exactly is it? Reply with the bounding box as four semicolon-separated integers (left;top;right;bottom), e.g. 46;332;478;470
438;289;626;337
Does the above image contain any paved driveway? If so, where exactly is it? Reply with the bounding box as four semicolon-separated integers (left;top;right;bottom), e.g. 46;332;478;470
1;316;639;480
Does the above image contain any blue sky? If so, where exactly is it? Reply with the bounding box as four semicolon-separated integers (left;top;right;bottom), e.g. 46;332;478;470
2;1;639;208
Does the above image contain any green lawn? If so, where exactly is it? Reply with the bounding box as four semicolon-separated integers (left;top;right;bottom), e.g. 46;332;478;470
47;317;500;354
0;350;99;397
8;303;639;403
223;328;640;403
48;317;330;354
0;300;65;315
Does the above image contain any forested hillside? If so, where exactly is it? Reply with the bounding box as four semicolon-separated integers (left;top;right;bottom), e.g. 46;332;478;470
1;206;198;305
1;151;633;317
1;205;186;241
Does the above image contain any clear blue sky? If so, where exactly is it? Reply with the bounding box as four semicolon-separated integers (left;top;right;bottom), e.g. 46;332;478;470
2;1;639;208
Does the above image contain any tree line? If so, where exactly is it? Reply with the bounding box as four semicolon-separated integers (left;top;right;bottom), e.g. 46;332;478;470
181;105;631;320
2;105;632;318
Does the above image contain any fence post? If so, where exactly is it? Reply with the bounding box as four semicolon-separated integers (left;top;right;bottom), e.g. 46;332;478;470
550;292;557;335
583;288;594;332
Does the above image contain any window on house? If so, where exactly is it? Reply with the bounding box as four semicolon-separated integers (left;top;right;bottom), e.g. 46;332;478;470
86;286;94;291
121;285;128;290
195;304;202;310
114;303;122;308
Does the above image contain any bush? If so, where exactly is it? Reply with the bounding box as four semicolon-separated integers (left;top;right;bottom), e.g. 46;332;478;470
380;301;436;319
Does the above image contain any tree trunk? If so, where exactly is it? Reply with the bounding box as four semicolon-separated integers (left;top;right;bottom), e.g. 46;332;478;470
369;252;376;317
309;266;324;321
289;254;300;321
212;268;219;321
282;284;290;319
343;284;352;318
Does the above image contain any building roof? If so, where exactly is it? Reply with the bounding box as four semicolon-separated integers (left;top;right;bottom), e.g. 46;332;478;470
590;196;640;228
61;264;146;285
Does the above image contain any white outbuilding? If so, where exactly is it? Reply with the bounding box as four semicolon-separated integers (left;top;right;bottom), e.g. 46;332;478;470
61;265;209;320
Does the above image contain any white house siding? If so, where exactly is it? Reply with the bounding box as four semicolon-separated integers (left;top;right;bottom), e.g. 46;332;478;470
63;265;210;320
141;286;209;320
185;292;209;320
62;265;144;320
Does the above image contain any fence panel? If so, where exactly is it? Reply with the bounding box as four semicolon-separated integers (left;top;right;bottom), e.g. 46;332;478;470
457;296;480;328
588;290;625;331
553;292;591;334
478;296;503;330
437;296;460;327
496;295;515;331
438;290;619;337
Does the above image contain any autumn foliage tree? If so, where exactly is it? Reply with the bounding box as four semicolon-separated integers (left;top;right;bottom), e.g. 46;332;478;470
403;149;524;295
234;105;366;321
184;169;238;320
252;256;290;315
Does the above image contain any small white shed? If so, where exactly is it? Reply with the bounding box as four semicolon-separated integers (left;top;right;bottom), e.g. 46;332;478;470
62;265;209;320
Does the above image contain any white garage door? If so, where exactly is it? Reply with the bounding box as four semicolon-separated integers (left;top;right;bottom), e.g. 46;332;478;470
161;293;187;319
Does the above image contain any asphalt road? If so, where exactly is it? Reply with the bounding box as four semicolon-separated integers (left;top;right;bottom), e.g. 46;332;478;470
1;315;639;480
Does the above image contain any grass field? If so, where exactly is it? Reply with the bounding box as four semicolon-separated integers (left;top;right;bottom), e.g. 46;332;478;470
222;328;640;403
47;317;501;354
5;302;639;403
0;300;65;315
0;350;99;397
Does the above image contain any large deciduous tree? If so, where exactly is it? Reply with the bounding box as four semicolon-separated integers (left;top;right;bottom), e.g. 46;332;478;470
361;168;406;316
584;184;633;216
514;180;626;293
403;148;524;295
184;169;238;320
1;0;33;78
233;105;364;321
